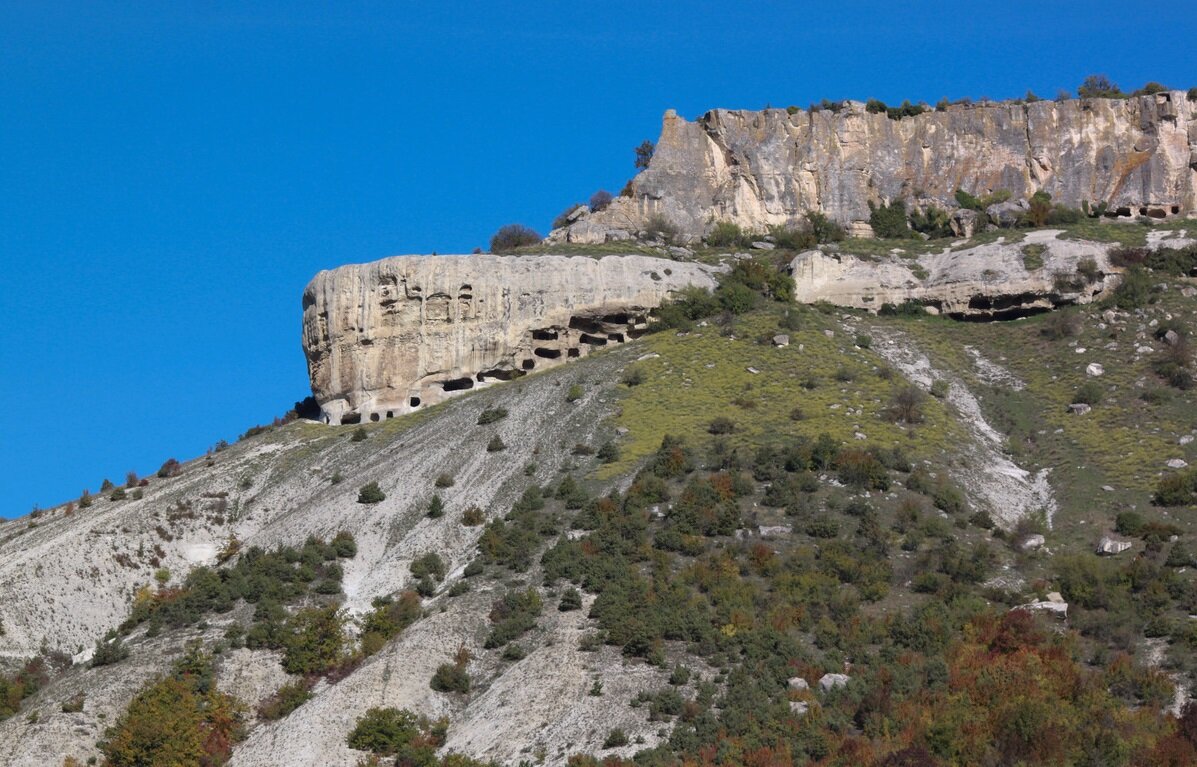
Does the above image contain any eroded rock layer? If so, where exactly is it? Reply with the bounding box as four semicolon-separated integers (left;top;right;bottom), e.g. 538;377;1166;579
301;254;719;424
788;230;1116;318
555;92;1197;243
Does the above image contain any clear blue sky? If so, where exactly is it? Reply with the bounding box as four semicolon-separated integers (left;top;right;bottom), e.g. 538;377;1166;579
2;1;1194;518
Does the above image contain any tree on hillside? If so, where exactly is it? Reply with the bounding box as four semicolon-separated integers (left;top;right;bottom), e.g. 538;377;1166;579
633;140;655;170
1077;74;1122;98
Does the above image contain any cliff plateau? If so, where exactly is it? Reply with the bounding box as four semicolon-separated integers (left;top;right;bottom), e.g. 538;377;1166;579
553;92;1197;243
301;254;719;425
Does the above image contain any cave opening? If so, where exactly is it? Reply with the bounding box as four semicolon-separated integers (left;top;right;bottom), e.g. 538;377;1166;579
340;412;361;425
442;377;475;392
370;413;380;422
567;347;580;358
409;397;421;407
532;329;559;341
534;347;562;359
522;359;535;370
579;333;608;346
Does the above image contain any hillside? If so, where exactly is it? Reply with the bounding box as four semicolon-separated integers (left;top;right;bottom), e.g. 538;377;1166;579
5;218;1197;765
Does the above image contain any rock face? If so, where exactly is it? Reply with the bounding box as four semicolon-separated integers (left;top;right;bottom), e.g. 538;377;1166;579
553;93;1197;243
788;229;1114;318
302;254;719;425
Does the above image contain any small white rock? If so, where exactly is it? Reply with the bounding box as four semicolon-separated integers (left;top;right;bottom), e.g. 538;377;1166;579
1086;363;1103;376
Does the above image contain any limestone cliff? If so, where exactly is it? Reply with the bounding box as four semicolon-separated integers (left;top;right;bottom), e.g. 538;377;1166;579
789;230;1118;319
554;92;1197;243
301;254;719;425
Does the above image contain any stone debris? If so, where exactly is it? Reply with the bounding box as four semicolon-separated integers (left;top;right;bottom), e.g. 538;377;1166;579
1097;536;1134;555
819;673;850;692
1068;403;1092;415
1020;534;1046;551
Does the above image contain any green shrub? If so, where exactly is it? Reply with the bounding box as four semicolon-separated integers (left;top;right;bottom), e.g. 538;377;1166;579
91;636;129;668
462;506;485;526
430;663;471;693
643;214;678;243
435;473;455;489
707;417;735;435
1073;381;1104;406
411;552;446;582
490;224;541;253
929;379;949;399
427;495;445;518
1154;469;1197;506
559;587;582;612
868;199;911;239
487;435;507;453
622;367;645;387
1078;74;1123;99
281;605;348;675
477;407;508;425
257;678;313;720
909;205;952;238
362;591;422;641
358;482;385;504
634;139;655;169
566;384;584;403
484;588;543;648
597;441;620;463
347;707;426;755
351;426;368;442
331;531;357;558
1110;266;1153;309
603;728;629;748
955;189;983;211
706;220;749;248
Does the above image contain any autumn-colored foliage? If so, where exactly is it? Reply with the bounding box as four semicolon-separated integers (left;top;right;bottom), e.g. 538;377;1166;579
100;648;244;767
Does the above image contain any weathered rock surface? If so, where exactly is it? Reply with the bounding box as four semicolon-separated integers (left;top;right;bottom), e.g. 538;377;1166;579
0;348;668;766
788;230;1113;318
552;93;1197;243
302;254;719;425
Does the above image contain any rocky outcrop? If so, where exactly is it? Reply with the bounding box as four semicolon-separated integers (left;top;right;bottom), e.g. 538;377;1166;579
302;254;719;425
788;230;1115;318
553;93;1197;243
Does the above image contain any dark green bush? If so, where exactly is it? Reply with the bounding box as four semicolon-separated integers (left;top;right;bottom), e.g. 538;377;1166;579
1073;381;1104;406
477;407;508;425
706;221;750;248
430;663;471;693
868;200;912;239
490;224;541;253
358;482;385;504
484;588;543;648
90;636;129;668
347;707;428;754
1154;470;1197;506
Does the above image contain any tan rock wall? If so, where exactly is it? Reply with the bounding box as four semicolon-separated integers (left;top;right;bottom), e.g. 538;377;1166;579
301;254;719;423
556;93;1197;243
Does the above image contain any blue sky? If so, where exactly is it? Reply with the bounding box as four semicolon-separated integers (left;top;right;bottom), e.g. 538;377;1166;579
2;1;1194;517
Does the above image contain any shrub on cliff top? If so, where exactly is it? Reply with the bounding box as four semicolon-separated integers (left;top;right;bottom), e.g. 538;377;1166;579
489;224;541;253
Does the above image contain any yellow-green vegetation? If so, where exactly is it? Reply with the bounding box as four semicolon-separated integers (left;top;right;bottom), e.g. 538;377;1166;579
603;307;957;480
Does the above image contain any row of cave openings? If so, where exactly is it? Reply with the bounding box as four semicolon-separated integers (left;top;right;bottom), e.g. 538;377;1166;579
430;312;649;397
332;311;649;425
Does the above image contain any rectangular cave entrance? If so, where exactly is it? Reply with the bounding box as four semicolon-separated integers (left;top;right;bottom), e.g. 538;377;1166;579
442;377;475;392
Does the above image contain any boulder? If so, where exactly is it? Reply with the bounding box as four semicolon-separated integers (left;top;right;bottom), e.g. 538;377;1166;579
1165;329;1181;346
773;334;790;347
1068;403;1092;415
819;673;850;692
1020;534;1046;551
788;677;809;691
950;208;983;238
986;200;1027;228
1096;536;1133;555
1086;363;1104;377
1167;458;1189;469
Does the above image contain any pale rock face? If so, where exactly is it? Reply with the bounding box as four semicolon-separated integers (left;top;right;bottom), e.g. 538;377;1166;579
302;254;720;424
553;94;1197;243
788;230;1114;318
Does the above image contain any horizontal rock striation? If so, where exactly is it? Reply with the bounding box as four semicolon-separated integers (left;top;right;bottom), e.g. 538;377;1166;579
789;230;1115;318
301;254;719;424
554;92;1197;243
